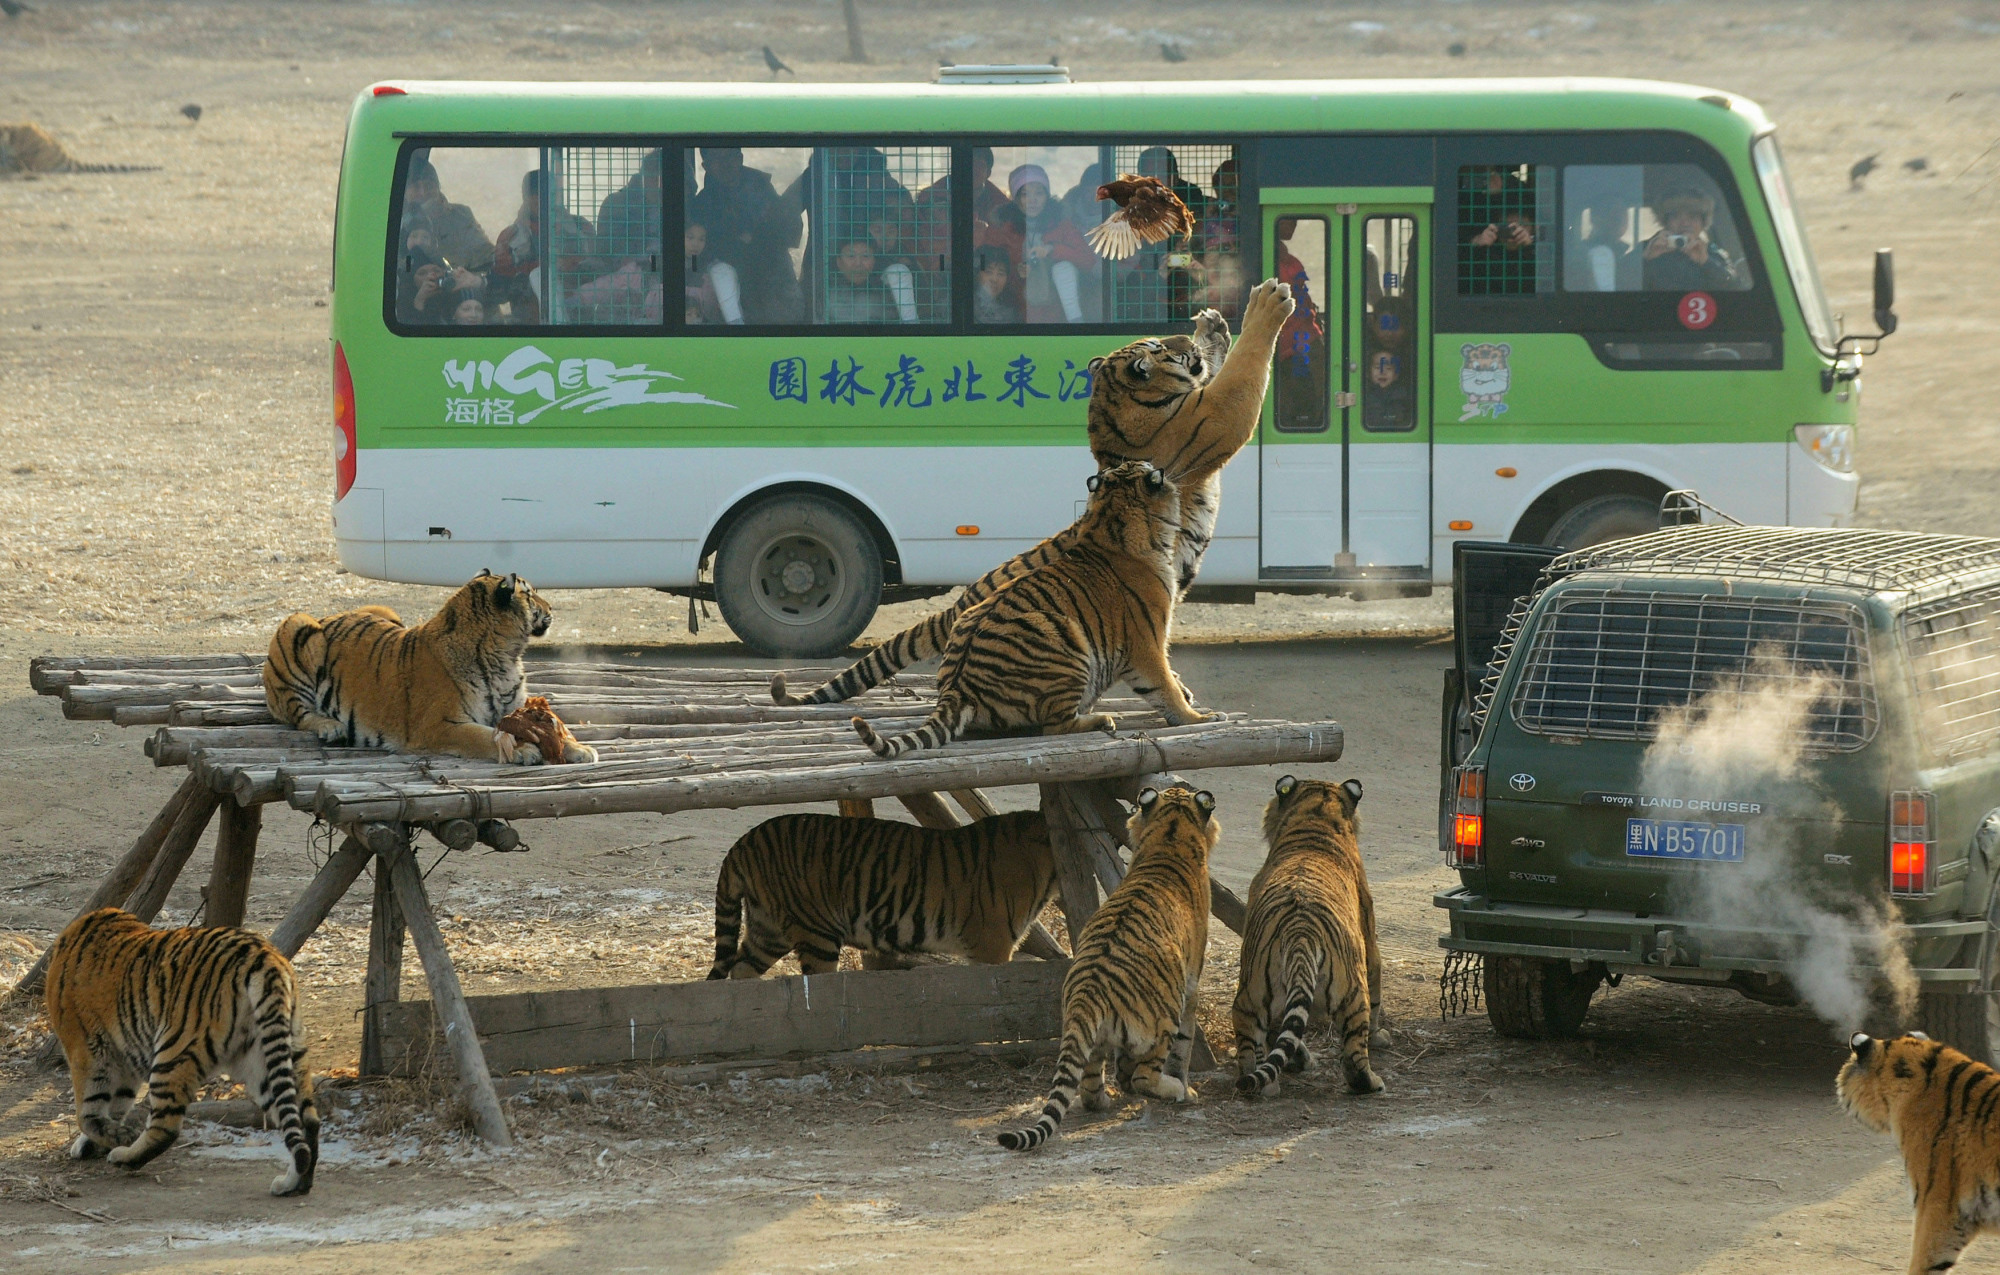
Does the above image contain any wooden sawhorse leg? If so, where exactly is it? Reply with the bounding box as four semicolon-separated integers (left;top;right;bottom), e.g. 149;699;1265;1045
360;856;406;1078
204;802;263;929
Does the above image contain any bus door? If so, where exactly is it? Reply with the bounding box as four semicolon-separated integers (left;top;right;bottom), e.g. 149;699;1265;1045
1259;203;1431;580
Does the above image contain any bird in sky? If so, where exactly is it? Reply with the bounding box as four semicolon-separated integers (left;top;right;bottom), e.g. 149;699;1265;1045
1849;153;1881;187
0;0;36;18
1903;157;1929;174
1160;42;1187;63
180;104;203;123
1085;175;1195;260
762;46;794;77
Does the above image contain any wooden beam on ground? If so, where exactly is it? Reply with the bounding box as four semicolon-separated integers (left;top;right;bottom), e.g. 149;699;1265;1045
269;836;370;959
360;860;406;1077
897;792;960;830
202;802;262;929
379;828;511;1147
370;959;1068;1078
10;775;203;997
124;786;223;924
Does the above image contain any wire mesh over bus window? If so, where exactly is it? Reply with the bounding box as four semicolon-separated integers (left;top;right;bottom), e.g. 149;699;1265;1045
1271;215;1329;434
1362;215;1418;433
1508;591;1878;750
1906;586;2000;760
805;145;951;325
1100;143;1240;323
1563;164;1752;294
689;146;810;324
1456;164;1553;296
544;146;664;325
395;146;527;327
976;146;1101;325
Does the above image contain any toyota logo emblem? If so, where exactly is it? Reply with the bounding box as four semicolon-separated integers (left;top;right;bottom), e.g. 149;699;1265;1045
1509;773;1536;793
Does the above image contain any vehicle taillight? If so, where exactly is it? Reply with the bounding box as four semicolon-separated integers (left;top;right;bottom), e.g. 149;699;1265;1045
332;341;357;501
1449;766;1485;869
1890;789;1936;898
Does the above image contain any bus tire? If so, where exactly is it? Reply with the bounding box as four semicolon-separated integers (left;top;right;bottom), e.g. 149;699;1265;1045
1483;955;1599;1040
1545;493;1659;550
712;493;884;659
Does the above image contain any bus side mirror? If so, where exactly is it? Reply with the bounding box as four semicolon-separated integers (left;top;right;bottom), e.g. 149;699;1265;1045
1873;248;1897;336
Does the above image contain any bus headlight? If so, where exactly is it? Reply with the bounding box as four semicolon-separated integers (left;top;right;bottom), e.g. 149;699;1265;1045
1793;424;1855;474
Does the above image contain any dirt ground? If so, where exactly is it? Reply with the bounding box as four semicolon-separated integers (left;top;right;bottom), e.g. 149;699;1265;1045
2;1;1999;1271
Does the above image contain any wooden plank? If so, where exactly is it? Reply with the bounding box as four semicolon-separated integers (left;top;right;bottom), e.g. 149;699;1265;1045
380;830;511;1146
837;799;875;819
269;836;370;958
897;792;960;830
124;786;223;923
202;802;262;928
373;959;1069;1079
11;775;202;996
360;860;406;1077
948;788;1000;820
1038;783;1102;948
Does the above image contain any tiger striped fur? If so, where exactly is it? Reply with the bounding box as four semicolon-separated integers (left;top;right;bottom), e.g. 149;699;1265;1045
708;810;1057;977
1839;1031;2000;1274
1233;775;1386;1099
998;785;1218;1150
771;278;1293;710
45;909;319;1196
852;461;1208;759
263;570;594;764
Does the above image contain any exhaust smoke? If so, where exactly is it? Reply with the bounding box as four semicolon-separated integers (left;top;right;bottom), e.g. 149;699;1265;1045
1642;650;1916;1030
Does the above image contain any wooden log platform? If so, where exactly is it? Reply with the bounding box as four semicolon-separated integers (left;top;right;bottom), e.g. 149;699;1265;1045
23;651;1345;1143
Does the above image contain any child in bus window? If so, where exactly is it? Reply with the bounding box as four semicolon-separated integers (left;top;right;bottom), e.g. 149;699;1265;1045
684;222;743;325
451;296;485;326
988;164;1090;323
974;245;1019;324
825;237;896;324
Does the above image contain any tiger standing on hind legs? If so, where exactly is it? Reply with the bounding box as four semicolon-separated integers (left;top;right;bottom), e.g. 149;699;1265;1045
771;277;1295;708
851;460;1209;759
999;785;1219;1151
1233;775;1388;1100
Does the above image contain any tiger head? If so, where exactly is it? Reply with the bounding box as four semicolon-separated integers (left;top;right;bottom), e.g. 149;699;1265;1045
1838;1031;1950;1133
1459;342;1512;398
1127;783;1221;867
1261;774;1364;848
1082;460;1180;562
452;569;553;642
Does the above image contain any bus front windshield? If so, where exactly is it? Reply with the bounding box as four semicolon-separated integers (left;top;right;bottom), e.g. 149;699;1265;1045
1752;135;1837;356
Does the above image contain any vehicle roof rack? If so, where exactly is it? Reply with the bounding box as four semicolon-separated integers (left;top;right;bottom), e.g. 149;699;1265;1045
934;64;1072;85
1552;524;2000;601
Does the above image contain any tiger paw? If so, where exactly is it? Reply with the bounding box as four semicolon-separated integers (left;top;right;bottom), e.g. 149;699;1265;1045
1192;306;1231;348
1138;1073;1190;1103
1242;277;1296;340
512;742;545;766
1082;1086;1115;1113
492;729;518;763
68;1133;106;1160
561;741;599;764
107;1144;140;1165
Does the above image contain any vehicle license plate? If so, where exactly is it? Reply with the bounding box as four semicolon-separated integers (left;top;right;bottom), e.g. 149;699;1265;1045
1624;818;1745;862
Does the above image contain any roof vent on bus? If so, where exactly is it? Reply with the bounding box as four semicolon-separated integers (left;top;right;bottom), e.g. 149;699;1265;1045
934;63;1071;85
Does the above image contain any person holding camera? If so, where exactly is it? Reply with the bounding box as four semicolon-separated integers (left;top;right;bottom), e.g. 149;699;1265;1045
1642;188;1742;292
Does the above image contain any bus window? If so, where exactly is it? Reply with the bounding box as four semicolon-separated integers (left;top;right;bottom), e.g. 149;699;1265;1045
395;146;525;327
690;146;809;324
977;146;1101;324
544;146;664;325
808;145;951;325
1362;216;1418;434
1456;164;1553;296
1564;164;1751;293
1272;215;1329;434
1107;143;1240;323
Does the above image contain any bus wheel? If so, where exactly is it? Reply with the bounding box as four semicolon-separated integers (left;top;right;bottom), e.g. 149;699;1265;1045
1484;955;1600;1039
713;494;884;659
1545;493;1660;550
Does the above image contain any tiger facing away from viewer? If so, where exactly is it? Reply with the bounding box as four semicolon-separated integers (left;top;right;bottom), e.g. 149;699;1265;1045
1233;775;1387;1099
1839;1031;2000;1274
999;785;1219;1150
44;909;319;1196
771;277;1295;709
262;570;596;764
852;460;1207;759
708;809;1058;977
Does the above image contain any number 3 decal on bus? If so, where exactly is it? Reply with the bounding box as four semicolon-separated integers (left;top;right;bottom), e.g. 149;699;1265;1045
1678;291;1717;330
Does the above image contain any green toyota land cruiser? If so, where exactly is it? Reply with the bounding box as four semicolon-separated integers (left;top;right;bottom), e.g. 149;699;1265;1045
1437;522;2000;1059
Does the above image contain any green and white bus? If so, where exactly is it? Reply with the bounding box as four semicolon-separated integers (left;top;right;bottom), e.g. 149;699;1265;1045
329;70;1876;657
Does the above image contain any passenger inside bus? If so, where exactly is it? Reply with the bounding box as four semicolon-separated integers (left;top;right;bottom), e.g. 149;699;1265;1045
1118;146;1208;319
1059;162;1110;321
1642;187;1745;292
490;169;597;325
403;157;496;279
1362;295;1416;432
1273;216;1329;429
1458;164;1539;295
397;224;484;324
974;245;1019;323
1568;197;1638;292
684;222;739;325
825;237;899;324
691;147;804;324
984;165;1091;324
451;296;485;326
1199;157;1243;320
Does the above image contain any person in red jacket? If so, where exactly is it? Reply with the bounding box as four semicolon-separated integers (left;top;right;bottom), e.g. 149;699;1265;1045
979;164;1093;323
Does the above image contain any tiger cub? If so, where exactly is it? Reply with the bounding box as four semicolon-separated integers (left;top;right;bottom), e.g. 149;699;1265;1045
1839;1031;2000;1275
999;785;1218;1151
1233;775;1386;1098
263;570;595;765
853;461;1209;759
772;278;1294;710
44;909;319;1196
708;810;1058;977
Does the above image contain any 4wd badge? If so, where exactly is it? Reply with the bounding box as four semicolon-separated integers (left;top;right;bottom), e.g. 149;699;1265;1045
1510;773;1537;793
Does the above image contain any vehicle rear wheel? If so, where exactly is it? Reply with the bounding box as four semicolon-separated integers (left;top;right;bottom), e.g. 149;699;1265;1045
1545;493;1660;551
1916;892;2000;1064
1484;955;1601;1039
712;493;884;659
